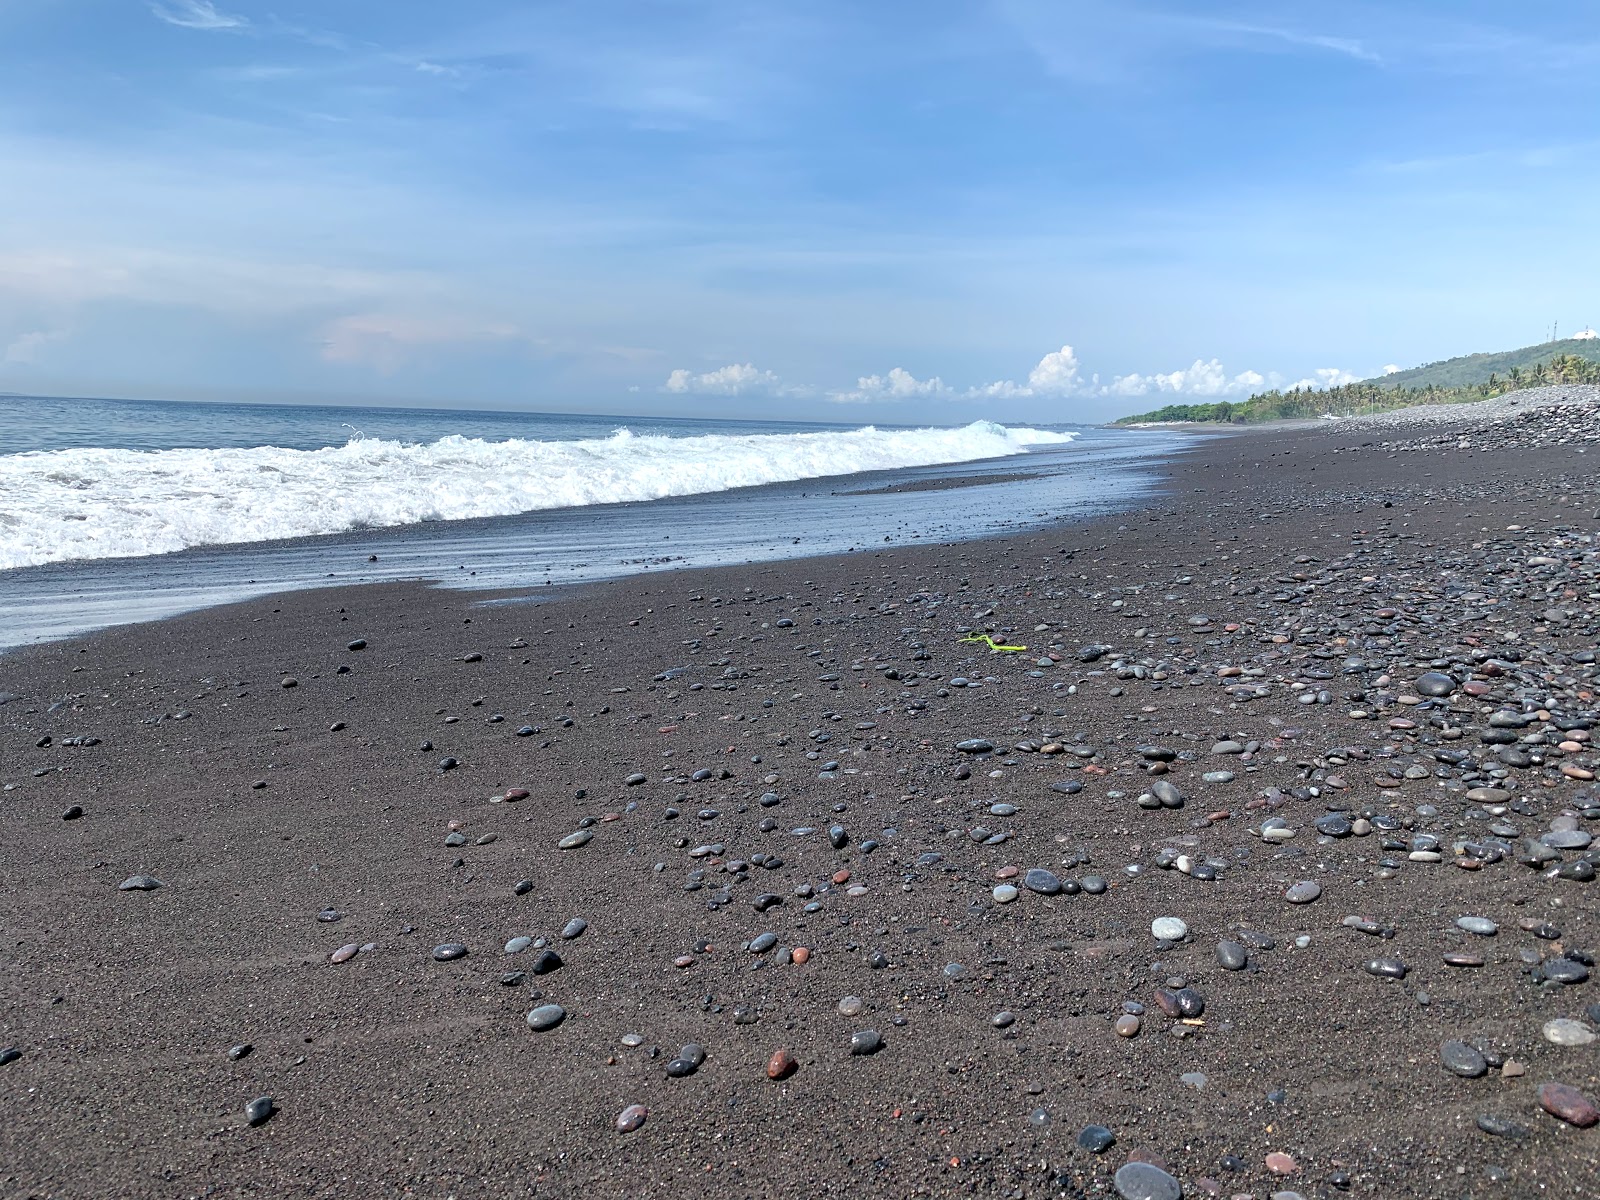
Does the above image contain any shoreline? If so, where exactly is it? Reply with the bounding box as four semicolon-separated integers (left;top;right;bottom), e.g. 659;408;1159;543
0;425;1186;653
1;415;1597;1197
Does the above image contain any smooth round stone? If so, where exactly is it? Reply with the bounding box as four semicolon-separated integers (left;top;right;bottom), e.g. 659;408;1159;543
1180;1071;1207;1089
1024;868;1063;895
1415;672;1458;697
1114;1161;1182;1200
1542;1018;1596;1047
1151;917;1188;941
561;919;588;939
1284;881;1322;904
1201;770;1235;784
749;932;778;953
1441;1040;1488;1077
330;943;359;963
245;1096;275;1126
1457;916;1498;936
1114;1014;1141;1037
505;936;534;954
1366;957;1408;979
849;1029;883;1055
558;830;592;849
1081;875;1107;894
993;884;1019;904
432;943;468;961
838;996;864;1016
992;1011;1015;1029
1537;1082;1600;1127
526;1004;566;1031
119;875;162;891
615;1104;648;1133
1475;1113;1526;1138
1077;1124;1115;1153
1216;940;1248;971
955;739;994;753
1466;787;1510;803
1541;959;1590;985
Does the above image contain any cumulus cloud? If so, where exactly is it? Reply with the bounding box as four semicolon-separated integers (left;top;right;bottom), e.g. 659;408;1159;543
829;366;949;404
1103;358;1265;397
320;313;522;373
663;362;786;395
1382;363;1402;374
150;1;249;31
966;345;1084;399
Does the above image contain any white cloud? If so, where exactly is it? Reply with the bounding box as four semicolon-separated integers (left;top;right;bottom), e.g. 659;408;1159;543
663;362;786;395
1314;366;1358;387
1382;363;1402;374
1103;358;1263;397
966;344;1083;399
2;330;64;365
829;366;949;404
320;313;523;373
150;1;249;31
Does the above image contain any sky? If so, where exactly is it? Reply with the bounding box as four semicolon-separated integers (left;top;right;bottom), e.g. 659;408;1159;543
0;0;1597;424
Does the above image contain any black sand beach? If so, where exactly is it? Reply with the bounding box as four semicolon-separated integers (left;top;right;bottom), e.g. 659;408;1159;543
2;406;1598;1199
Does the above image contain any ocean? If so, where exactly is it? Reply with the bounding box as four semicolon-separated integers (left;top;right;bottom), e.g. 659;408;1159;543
0;393;1185;648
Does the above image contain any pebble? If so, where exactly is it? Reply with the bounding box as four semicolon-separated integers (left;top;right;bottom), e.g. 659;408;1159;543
0;1047;20;1066
849;1029;883;1055
1151;917;1188;941
1077;1124;1115;1153
1114;1014;1142;1037
1475;1113;1526;1138
1113;1161;1182;1200
838;996;864;1016
1216;940;1248;970
526;1004;567;1031
558;830;592;850
993;884;1019;904
615;1104;648;1133
119;875;162;892
330;944;359;963
1542;1018;1596;1047
766;1048;797;1079
1456;916;1498;936
1440;1040;1488;1078
245;1096;275;1126
561;919;588;939
432;943;468;962
1283;880;1322;904
1365;957;1408;979
1023;868;1063;895
1537;1082;1599;1127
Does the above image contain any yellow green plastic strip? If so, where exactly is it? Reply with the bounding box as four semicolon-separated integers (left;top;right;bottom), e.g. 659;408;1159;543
958;633;1029;653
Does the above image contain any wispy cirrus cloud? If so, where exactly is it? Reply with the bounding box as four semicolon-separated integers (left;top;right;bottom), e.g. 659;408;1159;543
150;1;249;32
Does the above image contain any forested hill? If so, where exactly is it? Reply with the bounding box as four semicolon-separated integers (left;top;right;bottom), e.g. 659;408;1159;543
1113;337;1600;425
1374;337;1600;389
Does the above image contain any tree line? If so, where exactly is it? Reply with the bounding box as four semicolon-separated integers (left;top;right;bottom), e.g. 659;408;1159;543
1113;353;1600;425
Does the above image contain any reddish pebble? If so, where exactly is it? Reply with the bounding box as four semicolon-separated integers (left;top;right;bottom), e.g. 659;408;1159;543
766;1048;797;1079
615;1104;648;1133
1114;1014;1141;1038
994;866;1019;879
1538;1082;1599;1127
832;869;851;884
673;955;695;968
1265;1152;1297;1175
791;947;811;965
504;788;529;801
447;820;465;832
330;944;359;963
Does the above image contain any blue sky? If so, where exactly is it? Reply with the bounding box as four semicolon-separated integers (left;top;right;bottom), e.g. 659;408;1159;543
0;0;1596;423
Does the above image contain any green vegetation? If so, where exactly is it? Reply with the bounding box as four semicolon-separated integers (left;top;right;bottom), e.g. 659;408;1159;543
1114;339;1600;425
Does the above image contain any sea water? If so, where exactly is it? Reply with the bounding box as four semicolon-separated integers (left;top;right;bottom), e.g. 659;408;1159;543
0;394;1182;647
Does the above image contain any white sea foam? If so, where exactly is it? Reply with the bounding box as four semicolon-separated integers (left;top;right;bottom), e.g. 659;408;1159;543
0;420;1075;569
